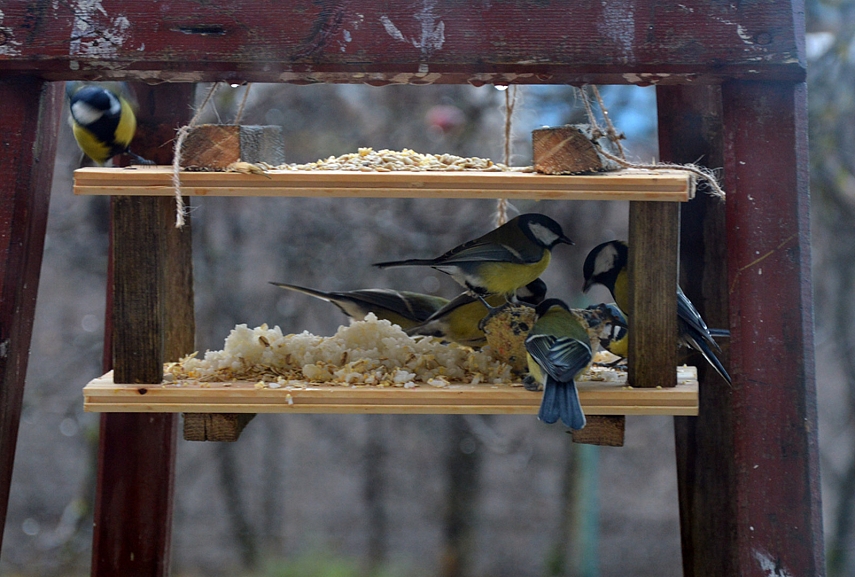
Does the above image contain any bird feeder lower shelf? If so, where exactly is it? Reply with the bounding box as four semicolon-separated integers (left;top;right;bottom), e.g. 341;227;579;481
83;366;698;415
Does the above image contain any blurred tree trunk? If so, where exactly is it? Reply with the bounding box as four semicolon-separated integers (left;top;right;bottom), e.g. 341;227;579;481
546;440;580;577
215;442;259;569
807;1;855;575
365;414;388;572
441;415;481;577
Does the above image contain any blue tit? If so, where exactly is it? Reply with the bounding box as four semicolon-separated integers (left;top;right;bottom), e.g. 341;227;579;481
66;82;150;165
586;302;628;359
407;279;547;347
582;240;731;384
524;298;593;430
270;282;448;330
374;214;573;297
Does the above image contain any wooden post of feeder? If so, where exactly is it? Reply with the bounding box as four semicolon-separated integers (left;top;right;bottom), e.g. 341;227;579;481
180;123;284;442
532;126;627;446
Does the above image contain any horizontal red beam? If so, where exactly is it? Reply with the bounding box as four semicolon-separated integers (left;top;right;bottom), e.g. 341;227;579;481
0;1;804;84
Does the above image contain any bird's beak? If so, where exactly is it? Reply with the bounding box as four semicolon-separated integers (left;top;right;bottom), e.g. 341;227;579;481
582;279;592;293
561;234;574;246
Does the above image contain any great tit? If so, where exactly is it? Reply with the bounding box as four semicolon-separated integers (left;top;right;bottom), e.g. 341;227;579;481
407;278;548;347
374;214;573;297
586;302;628;360
270;282;448;330
581;240;731;384
66;82;150;165
524;298;593;429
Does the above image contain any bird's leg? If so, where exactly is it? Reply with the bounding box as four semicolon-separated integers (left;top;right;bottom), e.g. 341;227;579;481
522;374;542;392
127;149;155;166
475;294;514;331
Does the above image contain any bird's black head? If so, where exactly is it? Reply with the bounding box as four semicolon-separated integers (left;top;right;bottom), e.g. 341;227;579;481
582;240;628;293
534;297;570;318
516;278;547;306
517;214;574;249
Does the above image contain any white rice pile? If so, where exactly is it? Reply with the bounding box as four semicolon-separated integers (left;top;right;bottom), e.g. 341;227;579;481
167;314;514;387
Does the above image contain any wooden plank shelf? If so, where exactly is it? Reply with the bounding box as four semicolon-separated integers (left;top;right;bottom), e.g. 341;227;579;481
73;167;694;202
83;366;698;415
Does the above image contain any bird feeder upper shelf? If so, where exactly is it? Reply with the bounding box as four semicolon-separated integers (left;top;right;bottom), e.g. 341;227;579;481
72;166;695;202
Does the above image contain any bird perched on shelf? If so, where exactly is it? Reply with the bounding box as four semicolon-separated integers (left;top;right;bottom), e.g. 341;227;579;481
66;82;151;165
269;282;449;330
524;298;594;430
373;214;573;297
407;278;548;347
581;240;731;384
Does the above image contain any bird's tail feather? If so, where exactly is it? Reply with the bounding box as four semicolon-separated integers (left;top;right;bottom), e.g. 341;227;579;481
373;259;435;269
538;378;586;430
689;335;732;385
269;282;331;302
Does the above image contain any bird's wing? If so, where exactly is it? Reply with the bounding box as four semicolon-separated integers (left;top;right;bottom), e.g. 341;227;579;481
349;290;444;322
436;238;542;265
677;287;722;353
525;334;592;382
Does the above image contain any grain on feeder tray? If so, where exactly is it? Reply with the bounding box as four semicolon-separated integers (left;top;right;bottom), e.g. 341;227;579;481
269;148;535;173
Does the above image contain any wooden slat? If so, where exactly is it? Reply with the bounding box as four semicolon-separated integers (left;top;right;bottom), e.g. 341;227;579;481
627;201;681;388
0;2;803;83
83;367;698;416
73;167;693;201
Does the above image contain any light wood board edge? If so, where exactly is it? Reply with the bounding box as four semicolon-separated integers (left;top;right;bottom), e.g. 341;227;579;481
73;167;693;202
83;368;699;415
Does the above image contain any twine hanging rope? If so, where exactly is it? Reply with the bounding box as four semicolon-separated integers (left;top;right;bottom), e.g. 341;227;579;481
496;86;518;227
580;85;725;200
172;82;222;228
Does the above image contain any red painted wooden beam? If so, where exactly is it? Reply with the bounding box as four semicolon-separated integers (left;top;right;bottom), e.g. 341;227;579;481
0;77;62;554
721;80;824;576
0;1;804;84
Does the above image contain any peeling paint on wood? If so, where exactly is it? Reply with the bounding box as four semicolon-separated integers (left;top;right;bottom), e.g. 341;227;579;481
0;1;804;83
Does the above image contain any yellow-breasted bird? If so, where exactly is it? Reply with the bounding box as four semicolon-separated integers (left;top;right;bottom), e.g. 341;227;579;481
581;240;731;384
586;302;628;360
524;298;593;429
373;214;573;297
269;282;449;330
407;278;548;347
66;82;150;165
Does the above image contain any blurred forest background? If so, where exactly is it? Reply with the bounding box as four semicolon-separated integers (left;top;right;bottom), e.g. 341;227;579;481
2;1;853;575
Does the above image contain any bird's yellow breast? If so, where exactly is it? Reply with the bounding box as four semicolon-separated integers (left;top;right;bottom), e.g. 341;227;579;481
478;251;550;295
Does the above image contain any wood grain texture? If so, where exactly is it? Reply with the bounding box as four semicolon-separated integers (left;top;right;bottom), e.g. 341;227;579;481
627;201;680;388
570;416;625;447
183;413;256;442
658;85;736;577
83;368;699;415
0;1;803;83
722;80;824;576
180;125;285;169
93;83;196;577
532;126;617;174
0;77;62;555
73;167;694;201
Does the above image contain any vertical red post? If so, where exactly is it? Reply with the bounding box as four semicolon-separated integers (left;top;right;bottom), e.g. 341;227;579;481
721;80;824;575
92;84;195;577
0;78;63;554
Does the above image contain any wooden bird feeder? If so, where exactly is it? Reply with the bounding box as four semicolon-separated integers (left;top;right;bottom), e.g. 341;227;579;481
0;2;821;576
76;123;698;446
